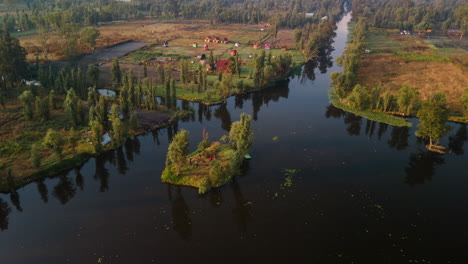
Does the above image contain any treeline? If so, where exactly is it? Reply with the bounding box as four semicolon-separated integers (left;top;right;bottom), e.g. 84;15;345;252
1;0;346;31
331;18;366;100
351;0;467;33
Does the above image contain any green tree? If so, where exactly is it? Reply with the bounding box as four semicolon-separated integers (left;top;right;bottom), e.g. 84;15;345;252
347;84;370;110
462;88;468;118
49;89;57;109
90;120;103;153
397;85;419;115
129;112;138;130
43;129;65;160
64;89;80;126
111;58;121;87
80;27;100;51
220;73;233;103
67;127;80;154
110;104;125;146
208;49;215;71
454;5;468;40
229;113;253;158
87;64;100;87
0;25;28;91
30;143;41;168
416;92;451;148
18;90;34;119
166;129;189;175
34;96;50;121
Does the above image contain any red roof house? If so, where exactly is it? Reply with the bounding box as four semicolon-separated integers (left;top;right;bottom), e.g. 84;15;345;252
216;60;232;73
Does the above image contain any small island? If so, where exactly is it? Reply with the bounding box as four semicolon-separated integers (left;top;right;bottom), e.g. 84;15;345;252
162;113;253;194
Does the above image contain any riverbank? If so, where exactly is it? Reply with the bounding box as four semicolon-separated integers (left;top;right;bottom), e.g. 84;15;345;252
329;93;412;127
0;107;192;193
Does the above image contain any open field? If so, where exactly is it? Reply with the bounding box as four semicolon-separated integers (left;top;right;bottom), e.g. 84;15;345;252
18;19;296;61
359;29;468;115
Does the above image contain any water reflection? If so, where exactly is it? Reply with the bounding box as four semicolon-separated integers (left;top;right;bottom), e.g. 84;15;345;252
231;179;252;233
75;168;84;191
448;125;467;155
116;147;129;175
0;198;11;231
37;179;49;203
95;154;110;192
344;114;362;136
170;187;192;240
387;126;410;151
405;150;445;186
53;175;76;204
325;104;346;118
377;122;388;140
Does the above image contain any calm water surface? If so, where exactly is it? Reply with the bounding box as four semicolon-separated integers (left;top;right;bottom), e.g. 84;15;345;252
1;13;468;263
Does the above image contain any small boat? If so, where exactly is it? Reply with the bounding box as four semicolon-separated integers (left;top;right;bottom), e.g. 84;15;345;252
244;154;251;160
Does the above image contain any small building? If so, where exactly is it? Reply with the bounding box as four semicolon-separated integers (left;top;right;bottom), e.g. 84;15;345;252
264;44;271;50
205;36;212;42
216;60;232;73
253;44;259;49
204;44;209;51
200;54;206;60
305;12;314;18
426;28;432;33
248;53;253;58
214;37;221;43
230;50;237;56
222;38;229;44
235;42;240;47
321;16;328;20
164;41;169;47
448;29;462;36
281;46;287;51
365;49;371;54
193;42;199;48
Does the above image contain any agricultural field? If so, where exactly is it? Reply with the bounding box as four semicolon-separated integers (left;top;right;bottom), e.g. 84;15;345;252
358;28;468;114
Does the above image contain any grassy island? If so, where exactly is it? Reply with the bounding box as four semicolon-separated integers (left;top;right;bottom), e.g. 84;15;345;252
162;113;253;194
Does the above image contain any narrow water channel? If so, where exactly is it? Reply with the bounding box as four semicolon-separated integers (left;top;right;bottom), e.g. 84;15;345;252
1;12;467;264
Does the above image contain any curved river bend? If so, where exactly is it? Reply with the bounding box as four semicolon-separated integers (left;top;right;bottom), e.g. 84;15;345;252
1;13;467;263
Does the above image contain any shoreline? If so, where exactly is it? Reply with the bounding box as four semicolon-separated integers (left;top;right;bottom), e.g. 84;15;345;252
0;110;186;193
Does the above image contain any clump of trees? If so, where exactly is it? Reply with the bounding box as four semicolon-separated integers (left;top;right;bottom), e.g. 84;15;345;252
163;114;253;194
416;92;451;151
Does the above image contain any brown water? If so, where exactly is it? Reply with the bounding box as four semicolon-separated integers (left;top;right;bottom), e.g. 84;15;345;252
1;12;468;263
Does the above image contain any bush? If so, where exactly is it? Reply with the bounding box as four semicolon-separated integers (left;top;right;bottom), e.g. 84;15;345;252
198;178;211;194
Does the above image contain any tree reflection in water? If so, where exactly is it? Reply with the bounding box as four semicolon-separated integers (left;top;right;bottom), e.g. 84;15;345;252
75;167;84;191
377;122;388;140
116;147;128;175
344;113;362;136
325;104;346;119
94;154;110;193
171;187;192;240
405;150;445;186
448;124;467;155
37;179;49;203
231;179;252;233
214;104;232;132
53;175;76;205
0;198;11;231
387;126;410;151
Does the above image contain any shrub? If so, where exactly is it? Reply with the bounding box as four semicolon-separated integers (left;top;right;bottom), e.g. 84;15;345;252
198;178;211;194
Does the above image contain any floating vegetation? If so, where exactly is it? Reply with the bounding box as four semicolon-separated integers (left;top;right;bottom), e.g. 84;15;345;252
280;168;300;189
272;136;279;141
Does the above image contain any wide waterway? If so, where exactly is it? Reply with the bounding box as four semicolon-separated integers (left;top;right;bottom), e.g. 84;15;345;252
1;12;467;263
